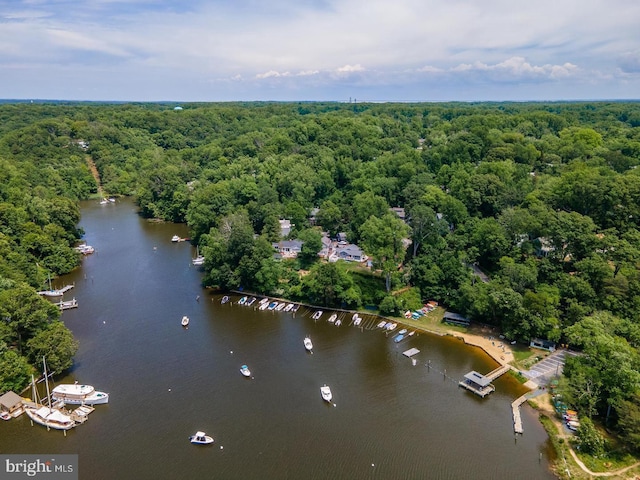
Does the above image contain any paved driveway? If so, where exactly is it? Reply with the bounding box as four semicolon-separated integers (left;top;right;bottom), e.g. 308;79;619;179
522;349;580;385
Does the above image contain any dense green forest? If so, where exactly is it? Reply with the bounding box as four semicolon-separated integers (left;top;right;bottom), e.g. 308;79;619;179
1;100;640;450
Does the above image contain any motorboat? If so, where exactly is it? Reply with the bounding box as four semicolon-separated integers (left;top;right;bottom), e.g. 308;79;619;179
275;302;286;311
267;302;278;311
238;296;247;305
321;385;332;403
335;318;342;326
377;321;387;328
75;244;95;255
393;333;405;343
259;298;269;305
291;304;300;312
99;198;108;205
353;316;362;326
386;323;398;331
304;337;313;352
327;314;337;323
221;296;230;304
181;316;189;327
398;329;408;335
0;412;10;421
284;303;294;312
51;383;109;405
246;297;257;306
240;365;251;377
171;235;180;242
312;311;323;320
192;255;205;266
258;302;269;311
190;431;214;445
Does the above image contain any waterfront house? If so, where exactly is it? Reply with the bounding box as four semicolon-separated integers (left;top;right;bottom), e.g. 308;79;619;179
273;240;303;258
0;391;24;417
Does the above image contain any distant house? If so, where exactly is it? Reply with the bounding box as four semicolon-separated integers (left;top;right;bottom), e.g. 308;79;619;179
279;219;294;238
534;237;554;257
530;338;556;352
336;232;348;243
309;208;320;226
335;244;366;262
272;240;303;258
443;311;470;327
391;207;406;221
318;233;332;258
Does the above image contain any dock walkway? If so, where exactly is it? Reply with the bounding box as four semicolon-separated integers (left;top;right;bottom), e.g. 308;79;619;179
512;394;528;434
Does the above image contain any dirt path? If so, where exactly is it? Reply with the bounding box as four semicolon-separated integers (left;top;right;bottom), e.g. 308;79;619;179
85;155;103;196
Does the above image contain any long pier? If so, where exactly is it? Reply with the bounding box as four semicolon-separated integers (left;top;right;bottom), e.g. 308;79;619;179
512;394;528;434
485;365;510;381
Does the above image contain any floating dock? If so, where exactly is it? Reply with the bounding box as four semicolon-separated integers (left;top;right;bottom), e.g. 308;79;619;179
57;298;78;311
37;284;74;296
459;365;511;398
403;348;420;358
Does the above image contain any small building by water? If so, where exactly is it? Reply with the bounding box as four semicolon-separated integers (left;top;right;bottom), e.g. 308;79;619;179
459;371;495;398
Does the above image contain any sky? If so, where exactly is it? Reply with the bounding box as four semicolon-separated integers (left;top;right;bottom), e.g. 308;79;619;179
1;0;639;102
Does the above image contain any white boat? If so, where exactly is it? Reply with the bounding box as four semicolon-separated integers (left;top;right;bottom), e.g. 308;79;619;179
190;431;214;445
267;302;278;310
75;244;95;255
321;385;332;403
377;321;387;328
398;329;408;335
312;311;323;320
335;319;342;326
171;235;180;242
99;198;108;205
37;274;73;297
181;316;189;327
353;316;362;326
386;323;397;331
275;302;286;311
192;246;205;266
221;296;230;304
304;337;313;351
259;302;269;311
238;296;247;305
246;297;257;306
259;298;270;305
0;412;10;421
240;365;251;377
327;314;337;323
284;303;294;312
51;383;109;405
25;358;76;430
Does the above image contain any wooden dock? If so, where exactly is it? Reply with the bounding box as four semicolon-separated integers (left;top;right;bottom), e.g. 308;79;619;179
485;365;510;381
57;298;78;311
459;365;511;398
512;394;528;434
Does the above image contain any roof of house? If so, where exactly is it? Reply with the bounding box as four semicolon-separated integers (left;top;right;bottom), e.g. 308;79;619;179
338;245;363;256
0;391;23;409
464;371;492;388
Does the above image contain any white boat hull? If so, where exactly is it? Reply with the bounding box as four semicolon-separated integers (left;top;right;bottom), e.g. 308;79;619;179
51;384;109;405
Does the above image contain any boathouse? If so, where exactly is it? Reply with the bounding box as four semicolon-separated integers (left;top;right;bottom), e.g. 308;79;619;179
0;391;24;417
459;371;495;398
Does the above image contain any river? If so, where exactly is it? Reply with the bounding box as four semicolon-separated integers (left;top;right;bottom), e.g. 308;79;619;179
0;198;556;479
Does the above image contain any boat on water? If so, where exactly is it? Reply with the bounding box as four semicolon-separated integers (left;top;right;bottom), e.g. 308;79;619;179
25;358;76;431
275;302;286;311
192;246;205;266
304;337;313;351
321;385;332;403
190;431;214;445
221;296;230;304
353;316;362;326
0;412;10;421
327;313;337;323
246;297;257;306
240;365;251;377
171;235;180;242
398;328;408;335
386;323;398;331
312;311;323;320
258;302;269;311
238;296;247;305
267;302;278;311
393;333;405;343
51;383;109;405
259;298;270;305
75;244;95;255
335;318;342;326
291;304;300;312
99;198;109;205
284;303;294;312
181;316;189;327
377;321;387;328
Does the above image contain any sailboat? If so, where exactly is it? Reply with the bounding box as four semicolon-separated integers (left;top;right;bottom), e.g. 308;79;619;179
192;246;205;266
25;357;75;431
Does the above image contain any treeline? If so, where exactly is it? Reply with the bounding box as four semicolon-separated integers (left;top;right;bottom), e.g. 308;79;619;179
1;101;640;448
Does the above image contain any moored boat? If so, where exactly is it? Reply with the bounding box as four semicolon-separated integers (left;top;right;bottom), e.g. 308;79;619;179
284;303;294;312
267;302;278;310
238;296;247;305
51;383;109;405
312;311;323;320
259;302;269;311
353;315;362;326
171;235;180;242
246;297;257;306
190;431;214;445
377;321;387;328
321;385;332;403
221;296;230;304
393;333;405;343
275;302;286;311
327;313;337;323
304;337;313;351
240;365;251;377
181;316;189;327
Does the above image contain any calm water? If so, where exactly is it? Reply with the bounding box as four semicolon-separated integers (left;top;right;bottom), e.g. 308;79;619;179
0;199;555;479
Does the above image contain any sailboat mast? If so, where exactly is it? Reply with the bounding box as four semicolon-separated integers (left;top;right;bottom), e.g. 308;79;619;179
43;356;52;412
